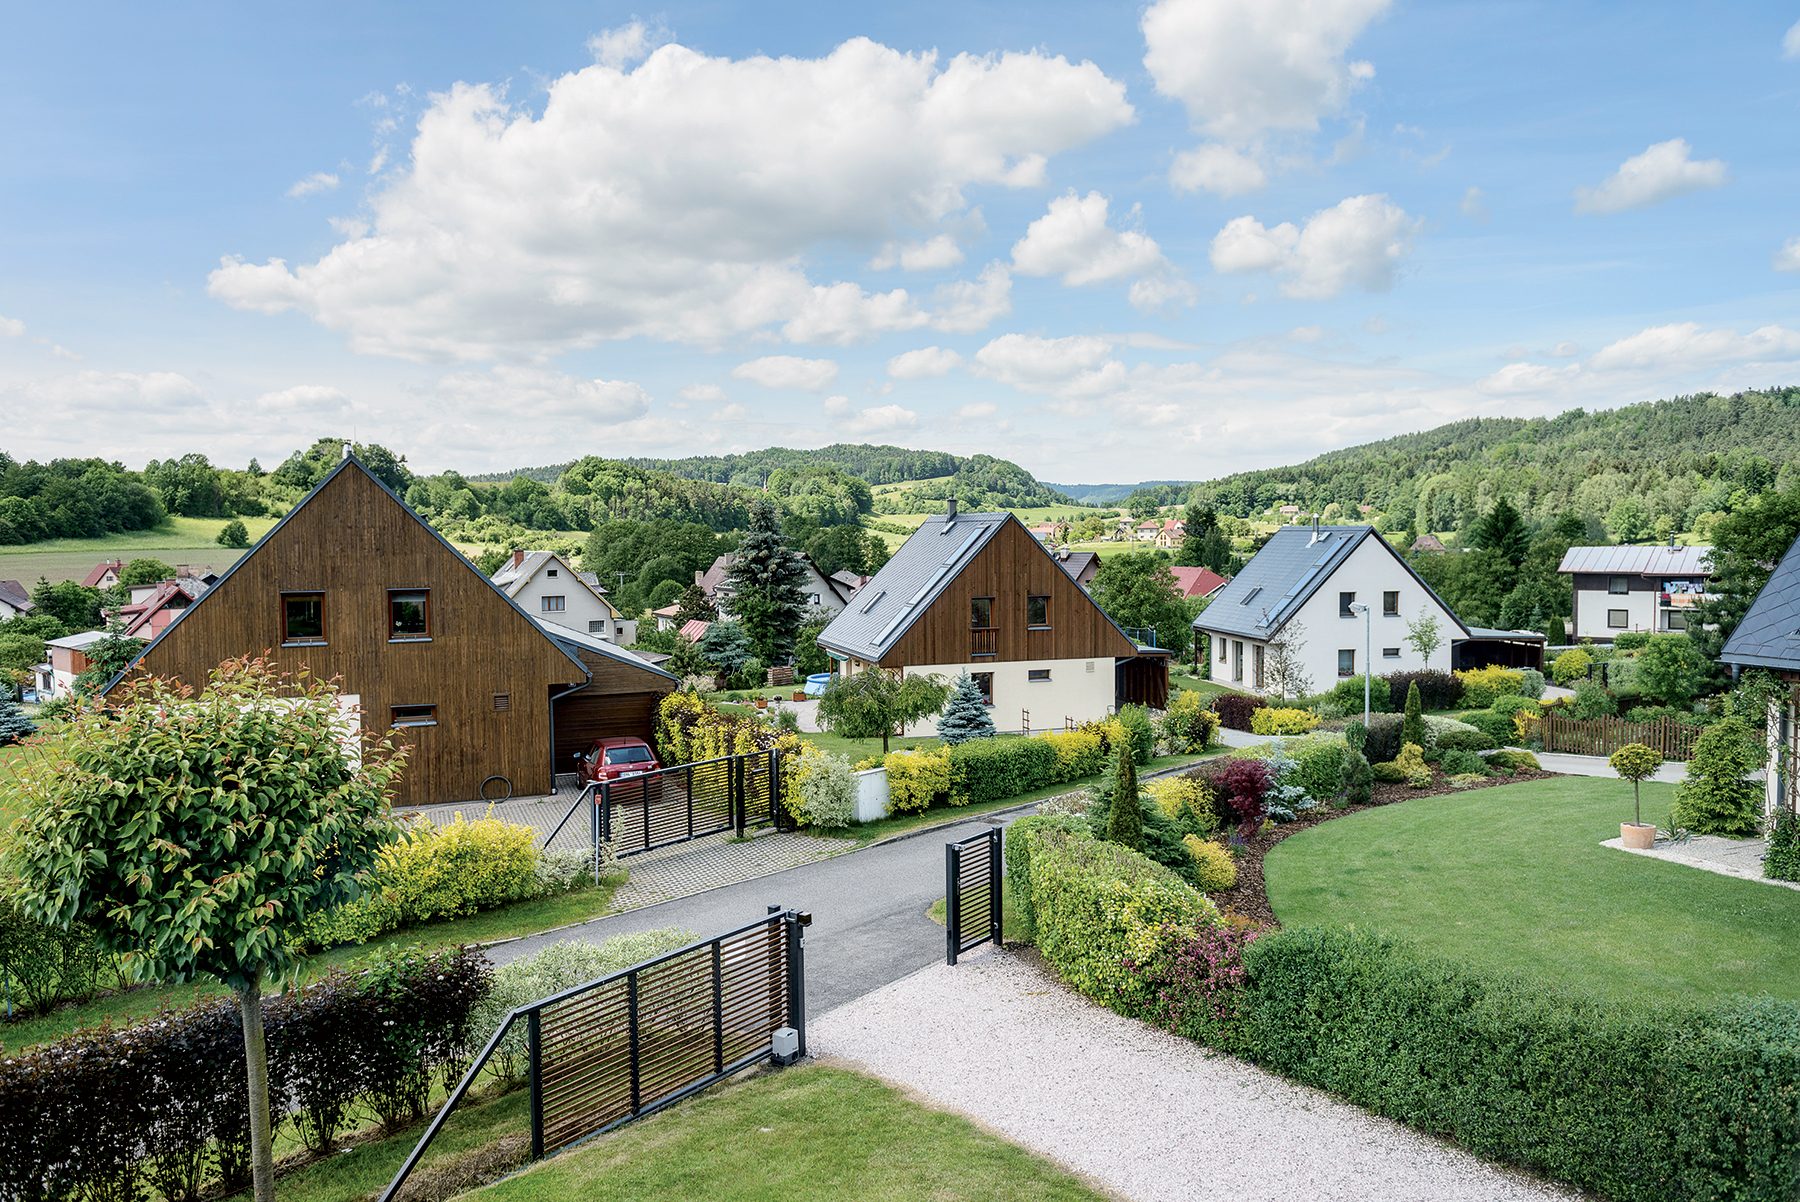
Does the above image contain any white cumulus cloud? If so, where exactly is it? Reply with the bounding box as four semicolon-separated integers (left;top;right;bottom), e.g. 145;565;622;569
1144;0;1389;195
1011;192;1193;312
1572;139;1729;215
1773;237;1800;273
926;263;1014;333
823;396;919;434
589;20;663;70
1460;186;1489;223
1209;194;1422;300
730;356;840;392
971;333;1129;399
886;346;964;379
208;38;1131;360
286;172;340;198
1587;322;1800;372
0;315;24;338
678;383;729;402
432;365;652;420
871;234;966;271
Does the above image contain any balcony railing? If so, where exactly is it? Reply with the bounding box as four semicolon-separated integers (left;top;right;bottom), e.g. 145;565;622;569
970;628;996;657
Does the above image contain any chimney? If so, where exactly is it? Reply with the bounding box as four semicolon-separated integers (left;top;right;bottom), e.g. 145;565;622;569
695;570;705;587
946;498;958;519
176;564;190;579
511;550;524;569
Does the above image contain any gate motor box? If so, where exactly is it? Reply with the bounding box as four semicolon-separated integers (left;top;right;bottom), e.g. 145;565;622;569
771;1027;801;1066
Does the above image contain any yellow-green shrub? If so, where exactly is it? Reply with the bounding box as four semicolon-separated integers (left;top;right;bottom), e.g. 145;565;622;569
385;813;539;925
1183;834;1237;892
1551;647;1593;685
1146;776;1216;837
1042;727;1108;781
1454;666;1523;708
1251;707;1320;736
1159;688;1222;753
884;748;956;813
1393;741;1431;788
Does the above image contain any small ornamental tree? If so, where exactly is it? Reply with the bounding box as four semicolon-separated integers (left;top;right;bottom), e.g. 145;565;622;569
1669;717;1768;837
1402;680;1425;750
1103;739;1144;852
816;669;951;754
1405;613;1444;664
1608;742;1664;829
217;519;251;549
1;657;407;1202
936;672;996;744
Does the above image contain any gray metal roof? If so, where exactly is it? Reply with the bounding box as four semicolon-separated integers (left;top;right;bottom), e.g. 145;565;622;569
815;511;1012;661
1557;545;1713;576
1461;626;1547;642
532;616;679;683
1721;533;1800;672
1193;525;1470;641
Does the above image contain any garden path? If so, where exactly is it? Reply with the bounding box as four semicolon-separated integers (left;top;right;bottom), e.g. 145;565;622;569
1602;831;1788;889
811;949;1578;1202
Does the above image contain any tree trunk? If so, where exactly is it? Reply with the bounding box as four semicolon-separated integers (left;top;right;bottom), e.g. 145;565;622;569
236;977;276;1202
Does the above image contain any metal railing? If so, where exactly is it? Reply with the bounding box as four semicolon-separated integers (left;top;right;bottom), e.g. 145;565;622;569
380;907;809;1202
946;827;1003;965
599;749;785;857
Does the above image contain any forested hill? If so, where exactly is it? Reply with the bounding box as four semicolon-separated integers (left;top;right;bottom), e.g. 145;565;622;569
1128;387;1800;540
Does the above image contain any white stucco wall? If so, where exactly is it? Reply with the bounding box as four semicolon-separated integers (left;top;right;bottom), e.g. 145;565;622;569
1198;534;1459;699
1571;586;1660;640
898;656;1118;735
509;558;633;643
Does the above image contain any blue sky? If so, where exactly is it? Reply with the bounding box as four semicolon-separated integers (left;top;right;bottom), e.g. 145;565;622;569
3;2;1799;482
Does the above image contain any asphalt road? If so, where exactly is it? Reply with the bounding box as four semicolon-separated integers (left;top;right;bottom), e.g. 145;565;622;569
487;811;1026;1016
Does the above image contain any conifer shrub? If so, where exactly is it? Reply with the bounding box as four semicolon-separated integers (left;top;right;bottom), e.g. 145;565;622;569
1363;712;1406;762
1103;740;1144;851
1393;741;1431;787
1403;680;1426;749
1116;703;1156;765
0;697;35;745
1182;835;1237;892
1670;717;1767;836
935;672;996;745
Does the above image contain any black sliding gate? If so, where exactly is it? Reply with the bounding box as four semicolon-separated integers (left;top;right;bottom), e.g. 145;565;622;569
539;750;787;870
380;907;810;1202
945;826;1003;965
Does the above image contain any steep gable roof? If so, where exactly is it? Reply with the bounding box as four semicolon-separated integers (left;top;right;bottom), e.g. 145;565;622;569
1196;525;1470;642
81;560;123;588
491;550;616;613
1721;532;1800;672
105;456;588;691
0;580;34;613
1170;566;1228;599
816;511;1011;661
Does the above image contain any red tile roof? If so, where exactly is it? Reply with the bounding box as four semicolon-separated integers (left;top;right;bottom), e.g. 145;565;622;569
81;559;123;588
1169;566;1229;598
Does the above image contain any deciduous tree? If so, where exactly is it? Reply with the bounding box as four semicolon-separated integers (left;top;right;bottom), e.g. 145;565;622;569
817;670;950;754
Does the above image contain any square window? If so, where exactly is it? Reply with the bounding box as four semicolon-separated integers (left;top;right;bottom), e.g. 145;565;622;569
546;568;558;577
1027;595;1049;627
1383;591;1399;616
1666;610;1688;630
1609;576;1629;595
1339;591;1356;617
282;592;325;643
1027;668;1051;682
388;590;429;639
589;619;606;633
391;704;437;727
971;596;993;628
542;595;566;612
1382;647;1401;658
972;672;994;704
1338;649;1355;677
1607;609;1629;628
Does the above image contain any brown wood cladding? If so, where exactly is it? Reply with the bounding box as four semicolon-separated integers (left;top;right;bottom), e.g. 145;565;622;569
121;463;584;806
552;645;676;765
879;518;1136;668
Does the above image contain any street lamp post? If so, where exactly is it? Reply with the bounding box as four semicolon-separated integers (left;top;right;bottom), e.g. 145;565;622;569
1348;602;1371;728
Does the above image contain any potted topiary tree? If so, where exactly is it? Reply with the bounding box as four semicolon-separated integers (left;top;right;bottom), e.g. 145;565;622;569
1608;742;1664;849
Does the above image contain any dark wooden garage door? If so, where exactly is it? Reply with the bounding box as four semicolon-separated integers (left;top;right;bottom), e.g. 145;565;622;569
554;689;664;765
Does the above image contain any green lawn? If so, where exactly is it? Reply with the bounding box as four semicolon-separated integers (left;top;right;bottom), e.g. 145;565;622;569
0;515;283;584
1169;674;1230;696
478;1064;1104;1202
1;874;626;1052
1264;776;1800;1004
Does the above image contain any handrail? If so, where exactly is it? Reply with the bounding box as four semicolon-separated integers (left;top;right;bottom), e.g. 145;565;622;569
539;781;597;847
378;1006;529;1202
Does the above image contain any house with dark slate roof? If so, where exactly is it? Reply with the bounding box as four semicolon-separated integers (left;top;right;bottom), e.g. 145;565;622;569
1193;522;1544;696
1720;531;1800;818
815;502;1167;735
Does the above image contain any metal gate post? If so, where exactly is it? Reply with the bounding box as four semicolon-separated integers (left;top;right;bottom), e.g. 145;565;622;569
589;788;600;885
527;1008;544;1160
945;841;962;966
771;748;782;827
988;827;1003;947
733;755;745;838
784;909;808;1057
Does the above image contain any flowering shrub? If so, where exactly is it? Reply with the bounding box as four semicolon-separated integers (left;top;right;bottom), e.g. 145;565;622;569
1251;707;1320;736
1139;921;1264;1043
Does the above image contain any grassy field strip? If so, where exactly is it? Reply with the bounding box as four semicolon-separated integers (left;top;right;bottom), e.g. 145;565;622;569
1264;777;1800;1004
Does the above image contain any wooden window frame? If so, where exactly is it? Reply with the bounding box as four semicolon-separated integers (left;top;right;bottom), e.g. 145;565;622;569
541;595;566;613
970;596;995;630
1026;595;1050;629
1253;644;1264;689
280;591;327;645
388;588;431;642
1383;590;1399;616
390;703;438;728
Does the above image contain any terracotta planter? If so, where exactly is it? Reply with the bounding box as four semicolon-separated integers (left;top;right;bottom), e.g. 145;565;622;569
754;698;769;710
1621;822;1656;850
792;691;807;702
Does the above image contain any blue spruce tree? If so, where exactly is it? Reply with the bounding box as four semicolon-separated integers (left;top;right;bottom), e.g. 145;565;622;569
936;672;996;745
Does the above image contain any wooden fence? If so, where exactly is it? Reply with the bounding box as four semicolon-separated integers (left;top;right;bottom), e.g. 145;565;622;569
1540;713;1701;761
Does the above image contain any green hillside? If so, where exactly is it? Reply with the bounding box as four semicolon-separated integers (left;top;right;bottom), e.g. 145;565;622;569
1128;387;1800;542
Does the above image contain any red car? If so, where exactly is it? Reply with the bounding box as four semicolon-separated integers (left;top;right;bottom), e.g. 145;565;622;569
576;737;661;787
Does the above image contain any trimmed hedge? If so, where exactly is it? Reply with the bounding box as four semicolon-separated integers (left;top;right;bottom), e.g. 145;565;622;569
1250;707;1319;736
1004;813;1093;935
0;903;106;1016
0;944;489;1200
947;736;1060;804
1378;669;1462;711
1455;665;1524;708
1461;709;1518;746
1232;929;1800;1202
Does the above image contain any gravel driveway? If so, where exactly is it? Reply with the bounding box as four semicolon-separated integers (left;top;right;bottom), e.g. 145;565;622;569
810;949;1582;1202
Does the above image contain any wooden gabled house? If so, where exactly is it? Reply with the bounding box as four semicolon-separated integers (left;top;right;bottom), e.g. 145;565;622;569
107;455;676;807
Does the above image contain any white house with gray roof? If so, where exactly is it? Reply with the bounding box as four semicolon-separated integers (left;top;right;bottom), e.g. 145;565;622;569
1721;531;1800;819
490;550;636;645
1194;523;1542;697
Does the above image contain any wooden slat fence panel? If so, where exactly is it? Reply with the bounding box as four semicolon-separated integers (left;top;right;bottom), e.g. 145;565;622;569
1542;714;1700;761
